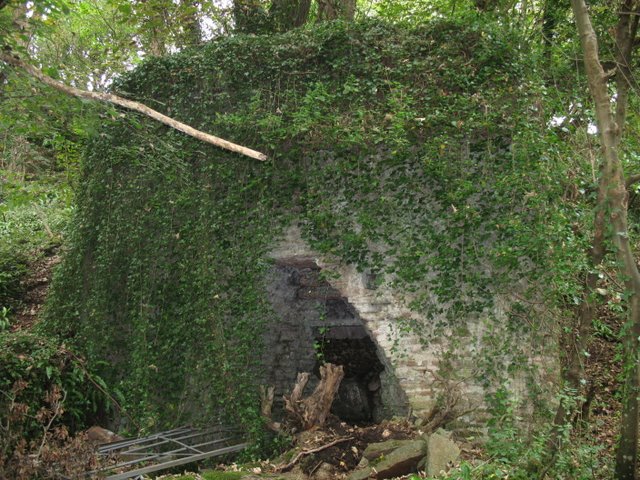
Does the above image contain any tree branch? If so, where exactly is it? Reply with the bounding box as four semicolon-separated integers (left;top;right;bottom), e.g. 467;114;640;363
0;52;268;162
275;437;353;472
626;173;640;189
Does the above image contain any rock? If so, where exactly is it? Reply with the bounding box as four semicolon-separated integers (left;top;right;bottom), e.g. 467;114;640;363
424;431;460;476
331;378;372;422
347;468;374;480
86;426;124;444
363;439;416;461
371;439;427;479
313;462;336;480
350;439;427;480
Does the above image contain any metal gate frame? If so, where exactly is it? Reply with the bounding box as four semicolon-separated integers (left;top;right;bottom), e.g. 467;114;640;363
89;425;246;479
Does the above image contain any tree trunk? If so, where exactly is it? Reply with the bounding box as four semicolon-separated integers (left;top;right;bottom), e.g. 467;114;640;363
547;163;607;455
233;0;269;34
317;0;356;21
260;385;282;432
570;0;640;478
542;0;568;62
178;0;202;47
270;0;311;31
284;364;344;430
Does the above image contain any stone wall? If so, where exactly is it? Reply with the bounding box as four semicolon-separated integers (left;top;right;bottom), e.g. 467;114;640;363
264;225;557;431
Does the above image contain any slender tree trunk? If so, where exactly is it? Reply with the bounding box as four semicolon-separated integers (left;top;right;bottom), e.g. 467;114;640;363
178;0;202;47
542;0;568;62
148;25;166;57
570;0;640;478
317;0;356;21
270;0;311;31
549;190;605;442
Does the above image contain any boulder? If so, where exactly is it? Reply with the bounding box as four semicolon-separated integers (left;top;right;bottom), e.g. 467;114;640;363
331;378;372;422
424;431;460;476
347;468;375;480
349;439;427;480
363;438;416;461
371;440;427;479
313;462;337;480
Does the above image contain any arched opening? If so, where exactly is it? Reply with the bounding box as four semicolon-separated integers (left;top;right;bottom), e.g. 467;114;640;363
263;257;398;424
312;325;384;423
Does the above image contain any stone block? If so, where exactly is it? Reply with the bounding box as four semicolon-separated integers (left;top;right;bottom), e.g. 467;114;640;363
370;439;427;479
424;431;460;476
363;439;414;461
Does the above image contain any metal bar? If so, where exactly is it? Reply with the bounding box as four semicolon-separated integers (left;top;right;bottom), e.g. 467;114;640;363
99;436;239;469
109;427;233;455
160;435;203;454
98;427;194;453
104;443;248;480
100;425;235;455
98;426;193;453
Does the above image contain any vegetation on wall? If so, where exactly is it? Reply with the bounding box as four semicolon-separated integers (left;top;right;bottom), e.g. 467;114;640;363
3;0;640;476
44;19;583;434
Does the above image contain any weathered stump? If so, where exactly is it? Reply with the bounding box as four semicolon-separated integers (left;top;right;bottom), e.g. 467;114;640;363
284;363;345;430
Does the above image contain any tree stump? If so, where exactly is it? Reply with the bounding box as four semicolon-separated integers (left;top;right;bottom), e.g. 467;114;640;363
284;363;344;430
260;385;282;432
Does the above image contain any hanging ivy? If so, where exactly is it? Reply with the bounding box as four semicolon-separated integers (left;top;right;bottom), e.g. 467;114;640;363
45;19;587;431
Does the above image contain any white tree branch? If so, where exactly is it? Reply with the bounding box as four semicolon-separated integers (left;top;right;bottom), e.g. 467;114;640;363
0;52;268;161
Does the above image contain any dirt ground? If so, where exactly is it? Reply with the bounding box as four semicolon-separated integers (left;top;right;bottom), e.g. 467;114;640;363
287;417;415;475
11;245;60;331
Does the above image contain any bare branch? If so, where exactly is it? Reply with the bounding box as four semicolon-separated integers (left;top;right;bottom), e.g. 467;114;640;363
626;173;640;189
275;437;353;472
0;52;268;161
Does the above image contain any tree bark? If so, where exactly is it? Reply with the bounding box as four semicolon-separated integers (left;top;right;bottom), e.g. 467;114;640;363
317;0;356;21
270;0;311;31
549;180;605;449
178;0;202;47
233;0;269;34
570;0;640;478
0;52;268;161
284;364;344;430
260;385;282;432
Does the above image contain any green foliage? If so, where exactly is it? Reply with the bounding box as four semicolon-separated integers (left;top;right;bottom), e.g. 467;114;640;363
0;330;110;449
437;389;607;479
0;171;73;314
45;18;588;439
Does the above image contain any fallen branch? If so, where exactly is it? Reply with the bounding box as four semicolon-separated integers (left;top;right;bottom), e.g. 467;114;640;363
275;436;353;472
0;52;268;162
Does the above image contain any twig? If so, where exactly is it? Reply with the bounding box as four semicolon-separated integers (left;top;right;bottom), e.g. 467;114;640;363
275;436;353;472
36;389;67;458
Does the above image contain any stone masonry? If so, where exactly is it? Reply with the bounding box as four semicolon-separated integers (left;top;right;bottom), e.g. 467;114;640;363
265;225;557;431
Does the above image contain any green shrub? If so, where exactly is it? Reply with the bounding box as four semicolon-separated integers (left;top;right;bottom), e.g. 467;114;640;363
0;251;27;309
